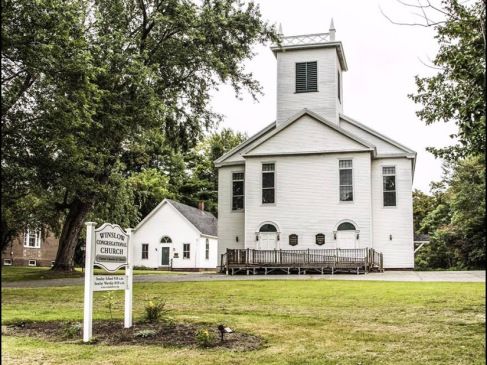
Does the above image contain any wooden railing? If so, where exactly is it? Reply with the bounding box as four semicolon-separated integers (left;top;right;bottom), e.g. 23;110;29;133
220;247;383;274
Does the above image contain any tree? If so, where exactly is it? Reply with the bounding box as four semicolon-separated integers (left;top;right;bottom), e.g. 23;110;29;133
414;156;485;270
1;0;278;270
180;128;247;215
410;0;485;161
412;189;436;235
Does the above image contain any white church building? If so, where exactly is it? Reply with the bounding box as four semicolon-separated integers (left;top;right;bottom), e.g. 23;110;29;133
215;22;416;270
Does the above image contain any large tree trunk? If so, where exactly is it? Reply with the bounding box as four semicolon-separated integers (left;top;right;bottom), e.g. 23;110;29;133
51;198;92;272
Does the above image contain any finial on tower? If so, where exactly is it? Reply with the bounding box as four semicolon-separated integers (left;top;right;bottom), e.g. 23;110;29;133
278;23;283;37
329;18;335;41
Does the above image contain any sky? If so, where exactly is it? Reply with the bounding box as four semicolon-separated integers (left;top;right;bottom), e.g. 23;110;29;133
210;0;457;193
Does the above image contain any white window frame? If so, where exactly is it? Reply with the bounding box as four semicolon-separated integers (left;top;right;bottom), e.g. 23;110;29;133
205;238;210;260
23;228;41;248
183;243;190;259
382;165;397;208
3;259;12;266
339;159;353;202
262;162;276;205
141;243;149;260
231;171;245;211
28;259;37;267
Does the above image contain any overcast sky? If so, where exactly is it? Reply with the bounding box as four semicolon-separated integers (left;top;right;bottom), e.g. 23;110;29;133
210;0;456;193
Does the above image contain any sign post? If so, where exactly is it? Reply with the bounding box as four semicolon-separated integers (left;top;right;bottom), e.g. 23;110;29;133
124;228;133;328
83;222;96;342
83;222;132;342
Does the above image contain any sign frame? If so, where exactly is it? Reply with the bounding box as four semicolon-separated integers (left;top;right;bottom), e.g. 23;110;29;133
83;222;133;342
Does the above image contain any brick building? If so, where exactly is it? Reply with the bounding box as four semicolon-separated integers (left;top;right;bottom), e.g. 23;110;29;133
2;228;59;267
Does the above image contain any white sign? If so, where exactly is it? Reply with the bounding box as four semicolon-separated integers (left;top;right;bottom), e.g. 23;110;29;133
93;275;127;291
94;223;128;272
83;222;133;343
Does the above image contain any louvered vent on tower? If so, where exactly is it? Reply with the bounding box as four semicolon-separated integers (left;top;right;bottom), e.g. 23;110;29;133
295;61;317;93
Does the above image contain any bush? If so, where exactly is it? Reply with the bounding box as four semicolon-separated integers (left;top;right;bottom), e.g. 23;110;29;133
195;328;215;348
134;329;157;338
144;297;168;323
62;322;82;338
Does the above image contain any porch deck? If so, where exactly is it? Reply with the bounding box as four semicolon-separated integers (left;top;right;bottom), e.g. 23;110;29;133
220;248;383;275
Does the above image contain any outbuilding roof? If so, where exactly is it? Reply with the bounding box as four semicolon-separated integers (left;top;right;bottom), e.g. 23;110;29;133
166;199;218;237
133;199;218;237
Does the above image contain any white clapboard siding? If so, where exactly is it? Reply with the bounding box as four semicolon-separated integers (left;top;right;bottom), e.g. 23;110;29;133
277;48;342;125
371;158;414;268
244;153;372;250
339;118;406;155
248;114;365;155
217;166;246;264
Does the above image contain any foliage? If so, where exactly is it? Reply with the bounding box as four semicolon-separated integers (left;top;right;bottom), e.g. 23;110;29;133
103;292;116;320
62;322;82;338
180;128;247;215
409;0;486;161
414;155;485;270
1;0;277;270
143;297;168;323
134;329;157;338
195;328;216;347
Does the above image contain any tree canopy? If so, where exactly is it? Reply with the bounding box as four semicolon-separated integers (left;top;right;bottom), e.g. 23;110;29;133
1;0;277;270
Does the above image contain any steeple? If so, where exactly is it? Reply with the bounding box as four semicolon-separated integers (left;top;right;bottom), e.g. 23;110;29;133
270;21;347;125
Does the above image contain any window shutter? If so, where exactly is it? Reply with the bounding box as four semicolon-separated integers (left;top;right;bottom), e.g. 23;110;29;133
307;61;317;91
296;63;307;93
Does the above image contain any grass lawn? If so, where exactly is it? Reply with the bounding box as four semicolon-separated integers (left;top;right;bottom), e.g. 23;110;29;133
1;280;485;365
1;266;197;282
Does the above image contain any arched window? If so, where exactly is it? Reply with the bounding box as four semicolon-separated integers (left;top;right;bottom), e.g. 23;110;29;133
160;236;172;243
259;224;277;232
289;234;298;246
337;222;356;231
315;233;325;245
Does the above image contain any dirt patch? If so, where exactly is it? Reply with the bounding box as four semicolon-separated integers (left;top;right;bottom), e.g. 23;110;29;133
2;320;263;351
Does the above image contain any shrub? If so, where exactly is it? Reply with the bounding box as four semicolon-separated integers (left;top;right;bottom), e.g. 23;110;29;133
134;329;157;338
144;297;168;323
195;328;215;348
62;322;82;338
103;292;116;320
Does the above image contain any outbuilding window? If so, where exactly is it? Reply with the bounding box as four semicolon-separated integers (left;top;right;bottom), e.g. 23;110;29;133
262;163;275;204
141;244;149;259
383;166;397;206
296;61;318;93
232;172;244;210
289;234;298;246
205;239;210;260
183;243;190;259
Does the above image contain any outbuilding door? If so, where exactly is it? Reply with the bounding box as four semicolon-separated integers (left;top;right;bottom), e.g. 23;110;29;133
161;247;170;266
336;231;356;249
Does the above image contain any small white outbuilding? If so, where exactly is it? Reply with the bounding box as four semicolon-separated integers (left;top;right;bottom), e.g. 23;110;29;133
132;199;218;270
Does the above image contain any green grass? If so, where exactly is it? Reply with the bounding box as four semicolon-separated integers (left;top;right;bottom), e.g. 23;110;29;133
1;266;197;282
1;280;485;364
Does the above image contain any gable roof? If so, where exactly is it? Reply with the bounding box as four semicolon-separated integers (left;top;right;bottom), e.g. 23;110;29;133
243;109;376;156
214;120;276;167
339;114;416;155
134;199;217;237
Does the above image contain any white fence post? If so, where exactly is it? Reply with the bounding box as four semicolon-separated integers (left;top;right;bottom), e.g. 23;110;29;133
124;228;133;328
83;222;96;342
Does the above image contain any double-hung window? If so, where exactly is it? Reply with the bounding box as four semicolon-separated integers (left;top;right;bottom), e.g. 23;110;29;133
262;163;275;204
383;166;397;206
205;239;210;260
339;160;353;201
232;172;244;210
183;243;190;259
296;61;318;93
23;228;41;248
141;244;149;259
